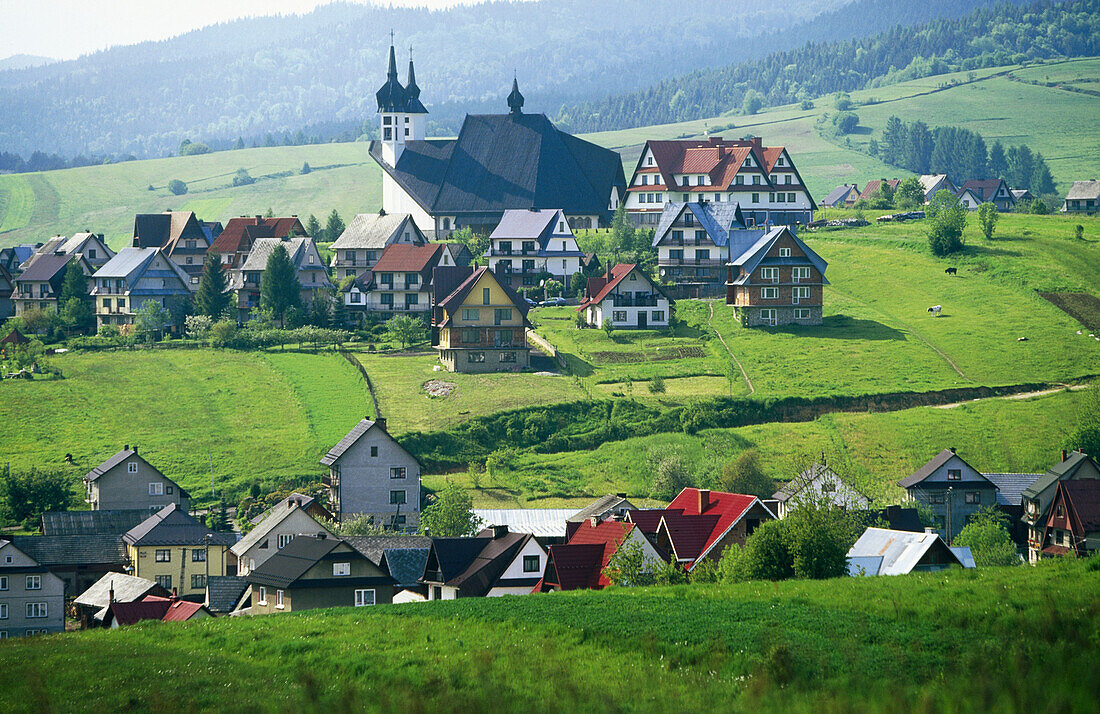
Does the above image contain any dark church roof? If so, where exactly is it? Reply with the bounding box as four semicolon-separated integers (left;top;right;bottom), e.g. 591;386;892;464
370;110;625;218
375;44;407;113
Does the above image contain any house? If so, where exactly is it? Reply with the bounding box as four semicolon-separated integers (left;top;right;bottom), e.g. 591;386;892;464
204;575;250;615
536;518;664;592
725;225;829;327
232;236;332;322
370;43;625;238
566;494;637;538
422;526;548;599
90;247;194;330
955;186;983;210
771;464;871;519
10;251;93;316
580;252;601;275
897;448;1001;543
231;502;335;577
10;534;129;599
847;527;974;575
625;136;815;228
83;446;191;512
1039;480;1100;559
103;594;212;628
245;534;395;614
578;264;672;330
354;242;446;315
122;504;236;598
0;263;13;320
1022;450;1100;563
917;174;957;203
20;232;114;273
73;572;170;628
320;418;421;527
485;209;585;290
652;202;766;296
857;179;901;203
1011;188;1034;203
960;179;1016;211
821;184;861;208
654;488;776;571
431;266;532;372
1061;180;1100;214
210;215;306;270
472;509;576;540
378;547;431;602
0;244;40;276
250;492;333;526
132;211;217;286
0;540;65;638
330;212;428;281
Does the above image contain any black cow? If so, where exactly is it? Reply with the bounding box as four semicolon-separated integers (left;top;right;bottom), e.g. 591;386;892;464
945;267;957;275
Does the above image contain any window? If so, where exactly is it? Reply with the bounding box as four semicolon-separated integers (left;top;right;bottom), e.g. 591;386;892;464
788;193;796;203
278;534;294;549
792;267;810;282
793;287;810;301
759;309;776;325
760;287;779;300
1056;504;1065;518
192;549;206;562
394;515;407;526
964;492;980;504
753;175;761;185
391;467;407;480
155;575;172;590
494;308;512;325
671;230;683;243
275;590;284;609
155;549;171;562
258;586;267;605
89;249;97;259
523;555;540;573
760;267;778;282
191;574;206;589
186;257;193;265
751;193;759;203
483;287;491;305
779;248;791;257
947;469;962;481
333;562;351;576
652;311;664;322
103;298;111;310
794;308;811;319
128;462;138;474
0;576;6;591
696;249;710;261
769;193;775;203
390;490;407;505
461;328;480;344
149;482;164;496
736;175;744;185
612;311;627;322
930;493;945;504
0;604;6;619
166;486;173;495
26;603;47;619
467;351;485;363
355;589;376;607
500;351;516;363
23;574;41;591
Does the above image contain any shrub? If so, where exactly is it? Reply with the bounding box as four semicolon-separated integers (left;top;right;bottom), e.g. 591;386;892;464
954;507;1020;566
209;320;237;348
648;374;666;394
926;189;967;256
720;450;777;498
977;202;999;240
232;168;255;186
648;446;692;499
167;179;188;195
1029;198;1050;215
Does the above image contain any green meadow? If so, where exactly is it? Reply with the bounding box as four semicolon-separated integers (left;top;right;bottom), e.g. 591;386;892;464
0;557;1094;712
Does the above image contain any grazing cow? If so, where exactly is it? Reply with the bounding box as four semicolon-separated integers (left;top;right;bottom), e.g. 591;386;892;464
945;267;957;275
927;305;942;316
1018;337;1028;342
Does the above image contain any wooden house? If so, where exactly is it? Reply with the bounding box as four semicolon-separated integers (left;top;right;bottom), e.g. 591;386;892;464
330;212;427;281
652;202;762;296
725;225;828;327
1039;480;1100;559
232;236;332;322
210;215;305;270
422;526;547;599
431;266;531;372
821;184;861;208
1061;180;1100;214
1022;450;1100;562
132;211;218;286
772;464;871;519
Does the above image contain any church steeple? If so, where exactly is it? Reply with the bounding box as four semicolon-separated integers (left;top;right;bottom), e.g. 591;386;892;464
405;48;428;115
375;37;407;113
507;75;524;117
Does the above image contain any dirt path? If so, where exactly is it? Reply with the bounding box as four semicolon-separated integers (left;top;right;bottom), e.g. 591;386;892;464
933;383;1089;409
707;300;754;396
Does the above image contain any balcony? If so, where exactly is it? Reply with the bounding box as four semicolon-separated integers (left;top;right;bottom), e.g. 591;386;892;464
661;258;724;266
612;295;660;308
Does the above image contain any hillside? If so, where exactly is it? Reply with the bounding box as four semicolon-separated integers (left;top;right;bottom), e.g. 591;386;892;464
0;558;1095;712
2;58;1097;250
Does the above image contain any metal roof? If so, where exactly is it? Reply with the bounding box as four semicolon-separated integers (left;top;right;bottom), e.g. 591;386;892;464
331;213;419;250
91;247;157;280
74;572;165;608
567;495;636;523
846;528;966;575
473;509;576;538
983;473;1042;507
205;575;249;613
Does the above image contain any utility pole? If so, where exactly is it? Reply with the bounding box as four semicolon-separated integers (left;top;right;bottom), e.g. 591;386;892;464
946;486;953;544
210;453;214;498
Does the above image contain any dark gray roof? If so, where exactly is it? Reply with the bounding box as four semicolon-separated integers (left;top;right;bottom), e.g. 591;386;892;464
423;530;531;596
379;548;430;587
345;535;432;565
370;112;625;218
728;226;829;285
320;419;376;466
42;509;150;536
567;494;635;523
247;536;394;590
653;202;745;248
11;534;128;567
123;504;235;547
205;575;249;613
15;252;74;283
822;185;857;206
897;449;965;489
983;473;1042;507
1022;452;1100;500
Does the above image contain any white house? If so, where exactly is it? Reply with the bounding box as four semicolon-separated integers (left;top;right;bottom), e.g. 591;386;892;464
771;464;871;519
578;263;672;330
485;209;585;290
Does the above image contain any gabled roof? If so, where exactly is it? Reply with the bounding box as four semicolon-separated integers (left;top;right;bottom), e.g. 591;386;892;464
579;263;670;311
822;184;860;206
553;519;635;590
1065;180;1100;200
14;251;76;283
489;208;559;241
567;494;636;523
320;419;416;468
982;473;1042;507
41;509;151;536
727;226;828;284
106;597;173;625
370;243;445;275
653;202;746;248
231;503;333;557
331;213;422;250
343;535;433;566
0;328;28;345
626;508;677;535
665;488;770;566
1023;451;1100;500
370;111;625;216
658;511;722;562
423;536;488;583
858;179;901;202
205;575;249;613
239;236;309;272
74;572;167;609
211;216;304;255
444;528;533;595
91;247;193;293
1054;480;1100;533
846;527;969;575
250;492;332;525
58;232;111;258
435;267;531;324
123;504;234;547
772;463;871;507
378;548;431;587
161;598;210;621
960;179;1012;203
133;211;208;250
11;534;128;567
247;535;380;589
897;449;995;490
542;542;606;590
472;509;575;538
917;175;953;194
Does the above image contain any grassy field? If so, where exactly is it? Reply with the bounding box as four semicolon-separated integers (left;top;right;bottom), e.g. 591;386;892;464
0;557;1095;712
0;348;371;505
425;384;1091;507
4;58;1096;250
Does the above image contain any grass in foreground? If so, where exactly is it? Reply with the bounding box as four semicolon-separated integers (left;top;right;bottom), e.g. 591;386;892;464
0;557;1095;712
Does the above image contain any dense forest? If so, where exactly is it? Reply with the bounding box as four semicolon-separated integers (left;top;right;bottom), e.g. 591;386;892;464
0;0;1022;160
558;0;1099;131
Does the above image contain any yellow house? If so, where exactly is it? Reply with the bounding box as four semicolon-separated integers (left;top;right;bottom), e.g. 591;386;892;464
432;267;532;372
122;504;235;597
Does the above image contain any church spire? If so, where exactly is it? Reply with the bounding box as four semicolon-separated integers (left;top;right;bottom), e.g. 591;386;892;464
405;46;428;115
507;74;524;117
375;34;407;113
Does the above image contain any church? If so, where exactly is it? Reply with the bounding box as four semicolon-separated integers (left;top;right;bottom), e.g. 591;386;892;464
369;42;626;239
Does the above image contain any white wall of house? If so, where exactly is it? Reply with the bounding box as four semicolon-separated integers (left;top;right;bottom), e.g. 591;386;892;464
382;175;437;237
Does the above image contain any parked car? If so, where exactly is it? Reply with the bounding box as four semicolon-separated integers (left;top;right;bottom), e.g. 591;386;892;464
524;297;538;308
540;297;567;307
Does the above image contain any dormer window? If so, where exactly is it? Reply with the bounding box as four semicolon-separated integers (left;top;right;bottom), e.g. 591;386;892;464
947;469;961;481
779;248;791;257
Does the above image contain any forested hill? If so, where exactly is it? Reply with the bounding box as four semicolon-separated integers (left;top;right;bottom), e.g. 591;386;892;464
558;0;1099;133
0;0;1020;160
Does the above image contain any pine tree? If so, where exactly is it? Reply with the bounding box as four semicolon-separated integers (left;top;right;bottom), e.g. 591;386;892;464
331;291;348;329
880;116;906;167
233;137;245;150
305;214;322;239
324;210;345;243
965;134;988;182
988;141;1008;180
1030;153;1056;195
59;261;94;333
260;243;302;325
195;252;232;319
905;121;932;175
59;260;88;305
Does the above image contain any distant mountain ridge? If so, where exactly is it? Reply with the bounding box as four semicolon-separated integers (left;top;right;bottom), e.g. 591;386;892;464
0;54;54;71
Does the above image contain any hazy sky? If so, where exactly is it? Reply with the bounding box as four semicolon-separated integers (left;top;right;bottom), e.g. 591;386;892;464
0;0;483;61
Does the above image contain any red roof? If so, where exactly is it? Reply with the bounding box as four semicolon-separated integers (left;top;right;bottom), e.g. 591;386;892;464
370;243;445;274
210;216;304;255
107;595;208;625
543;519;636;590
639;137;790;194
627;508;678;535
659;511;721;562
664;488;762;565
577;263;663;311
161;599;207;622
858;179;901;202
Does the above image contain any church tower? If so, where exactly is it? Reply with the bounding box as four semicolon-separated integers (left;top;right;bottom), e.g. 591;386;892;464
376;39;428;168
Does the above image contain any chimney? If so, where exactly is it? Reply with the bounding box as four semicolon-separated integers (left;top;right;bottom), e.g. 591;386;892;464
171;587;177;599
492;524;508;539
124;444;129;451
317;532;327;540
589;516;599;527
109;584;115;604
924;527;936;534
255;215;262;221
1062;449;1068;462
375;417;388;431
133;445;138;454
616;492;627;498
949;447;956;454
698;489;711;513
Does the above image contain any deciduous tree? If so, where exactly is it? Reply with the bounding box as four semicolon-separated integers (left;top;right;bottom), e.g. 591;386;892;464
977;202;999;240
419;482;480;537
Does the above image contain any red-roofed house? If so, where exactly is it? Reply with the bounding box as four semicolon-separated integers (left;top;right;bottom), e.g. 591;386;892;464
655;488;776;571
104;595;211;628
210;215;305;269
535;517;665;592
625;136;815;228
1039;480;1100;559
857;179;901;203
577;263;671;329
352;242;446;316
960;179;1016;212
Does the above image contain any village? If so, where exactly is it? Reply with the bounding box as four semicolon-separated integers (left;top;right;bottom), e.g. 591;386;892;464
0;41;1097;643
